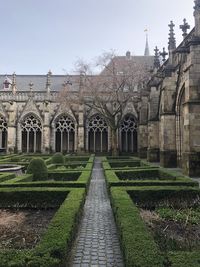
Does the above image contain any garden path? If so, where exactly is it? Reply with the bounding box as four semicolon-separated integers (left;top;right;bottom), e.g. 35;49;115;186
70;158;124;267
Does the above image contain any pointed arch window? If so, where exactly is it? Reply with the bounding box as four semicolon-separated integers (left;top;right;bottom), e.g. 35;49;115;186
21;115;42;153
0;116;7;150
87;115;108;153
55;115;75;153
119;115;137;153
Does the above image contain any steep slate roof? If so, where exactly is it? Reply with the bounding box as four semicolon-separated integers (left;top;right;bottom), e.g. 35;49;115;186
0;75;82;92
0;55;154;92
101;55;154;75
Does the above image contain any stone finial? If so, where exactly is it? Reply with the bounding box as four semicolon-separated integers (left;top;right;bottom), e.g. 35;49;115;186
168;21;176;51
12;72;17;94
62;80;72;88
194;0;200;37
46;70;52;92
126;51;131;59
194;0;200;11
180;18;190;39
154;46;160;69
160;47;168;62
29;82;34;91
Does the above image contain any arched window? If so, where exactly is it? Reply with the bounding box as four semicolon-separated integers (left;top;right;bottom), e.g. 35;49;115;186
0;116;7;150
55;115;75;153
21;114;42;153
176;89;185;167
119;115;137;153
87;115;108;152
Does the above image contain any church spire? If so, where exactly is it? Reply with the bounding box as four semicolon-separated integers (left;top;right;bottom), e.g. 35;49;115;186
144;30;150;56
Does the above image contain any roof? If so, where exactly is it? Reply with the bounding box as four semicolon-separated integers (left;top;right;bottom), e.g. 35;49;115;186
0;55;154;92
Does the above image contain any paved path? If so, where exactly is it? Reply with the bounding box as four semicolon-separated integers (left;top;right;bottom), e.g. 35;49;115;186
70;158;124;267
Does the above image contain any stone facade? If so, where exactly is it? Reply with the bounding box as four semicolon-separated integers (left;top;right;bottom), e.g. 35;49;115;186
1;1;200;177
143;0;200;176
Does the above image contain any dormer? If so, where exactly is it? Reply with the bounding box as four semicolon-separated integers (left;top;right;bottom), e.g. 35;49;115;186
3;76;12;89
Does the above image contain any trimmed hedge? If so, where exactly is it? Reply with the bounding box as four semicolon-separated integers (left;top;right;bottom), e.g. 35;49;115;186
52;153;65;164
27;158;48;181
0;187;86;266
110;187;163;267
127;186;200;209
0;187;68;208
104;169;198;188
0;170;92;188
108;160;141;168
110;187;200;267
48;171;81;181
0;173;16;183
115;168;174;180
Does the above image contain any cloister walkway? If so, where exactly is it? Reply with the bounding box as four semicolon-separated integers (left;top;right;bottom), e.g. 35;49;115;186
70;158;124;267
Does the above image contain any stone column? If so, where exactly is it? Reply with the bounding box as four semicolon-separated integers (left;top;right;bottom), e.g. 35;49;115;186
77;105;85;153
42;102;50;153
138;95;148;158
160;113;177;167
147;120;160;162
138;124;148;158
17;123;22;153
7;102;16;153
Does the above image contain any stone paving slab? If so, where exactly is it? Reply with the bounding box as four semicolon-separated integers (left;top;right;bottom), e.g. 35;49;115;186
70;158;124;267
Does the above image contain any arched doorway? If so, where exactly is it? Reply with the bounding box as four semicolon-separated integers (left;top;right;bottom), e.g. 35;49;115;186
55;115;75;153
0;116;7;151
119;115;137;153
21;114;42;153
87;115;108;152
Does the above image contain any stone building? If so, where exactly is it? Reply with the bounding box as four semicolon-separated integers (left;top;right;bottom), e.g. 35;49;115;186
0;54;153;155
138;0;200;176
1;0;200;177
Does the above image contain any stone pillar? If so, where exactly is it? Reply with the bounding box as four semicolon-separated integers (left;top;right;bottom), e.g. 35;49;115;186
160;114;177;167
138;124;148;158
147;121;160;162
7;102;16;153
42;102;50;153
77;105;85;153
138;94;149;158
17;123;22;153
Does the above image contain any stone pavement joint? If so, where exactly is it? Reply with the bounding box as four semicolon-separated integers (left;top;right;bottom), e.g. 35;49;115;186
70;158;124;267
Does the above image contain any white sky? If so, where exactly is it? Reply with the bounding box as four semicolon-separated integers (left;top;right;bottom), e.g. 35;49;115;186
0;0;194;74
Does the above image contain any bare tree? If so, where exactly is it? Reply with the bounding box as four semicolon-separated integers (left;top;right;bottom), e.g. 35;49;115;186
58;51;151;155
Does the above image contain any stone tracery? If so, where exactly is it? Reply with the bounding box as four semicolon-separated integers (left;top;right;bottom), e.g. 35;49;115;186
21;114;42;153
55;115;75;152
0;116;7;150
119;115;137;153
87;115;108;152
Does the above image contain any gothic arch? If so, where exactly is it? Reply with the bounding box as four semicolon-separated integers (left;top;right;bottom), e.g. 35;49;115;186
54;114;75;153
119;114;137;153
86;114;108;153
0;115;7;150
21;113;42;153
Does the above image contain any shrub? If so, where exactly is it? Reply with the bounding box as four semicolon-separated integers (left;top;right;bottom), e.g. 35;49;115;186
27;158;48;181
52;153;65;164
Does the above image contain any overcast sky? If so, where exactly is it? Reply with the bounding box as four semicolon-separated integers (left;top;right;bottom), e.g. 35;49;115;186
0;0;194;74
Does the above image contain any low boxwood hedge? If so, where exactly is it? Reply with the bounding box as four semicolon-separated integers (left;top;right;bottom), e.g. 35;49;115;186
104;169;198;188
0;172;16;183
127;186;200;209
108;160;141;168
110;187;200;267
0;170;92;188
0;187;86;266
110;187;164;267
